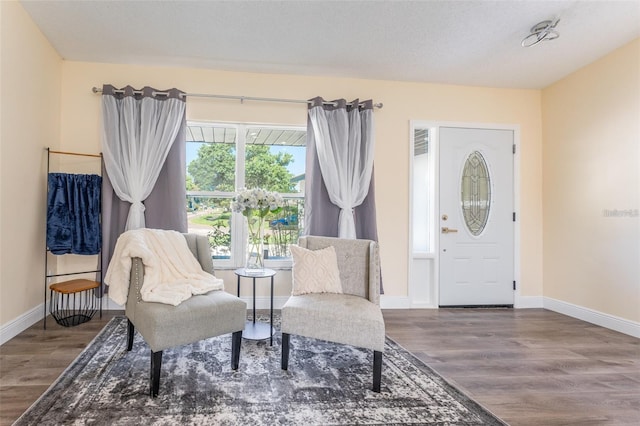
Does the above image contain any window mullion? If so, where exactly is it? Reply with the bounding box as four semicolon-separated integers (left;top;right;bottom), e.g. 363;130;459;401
236;124;246;190
234;124;247;267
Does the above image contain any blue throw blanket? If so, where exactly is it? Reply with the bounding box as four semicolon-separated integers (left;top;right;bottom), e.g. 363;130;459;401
47;173;102;255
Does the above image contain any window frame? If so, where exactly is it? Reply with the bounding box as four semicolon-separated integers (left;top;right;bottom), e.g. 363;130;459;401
410;123;435;256
186;121;306;270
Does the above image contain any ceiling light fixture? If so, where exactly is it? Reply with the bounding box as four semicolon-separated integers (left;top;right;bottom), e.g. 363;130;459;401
521;19;560;47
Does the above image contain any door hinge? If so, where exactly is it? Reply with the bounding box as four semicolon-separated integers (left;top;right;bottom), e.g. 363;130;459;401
513;212;516;222
513;280;516;290
513;144;516;154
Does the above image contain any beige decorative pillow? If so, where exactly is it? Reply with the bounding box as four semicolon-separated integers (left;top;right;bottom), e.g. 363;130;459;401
290;245;343;296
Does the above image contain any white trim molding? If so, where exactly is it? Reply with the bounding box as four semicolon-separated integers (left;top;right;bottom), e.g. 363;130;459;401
380;296;412;309
544;297;640;338
103;298;124;311
0;303;44;345
514;295;544;308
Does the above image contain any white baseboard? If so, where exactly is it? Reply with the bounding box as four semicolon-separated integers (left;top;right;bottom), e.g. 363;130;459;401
544;297;640;338
380;296;412;309
409;302;439;309
515;295;544;308
103;297;124;311
0;303;44;345
383;295;543;310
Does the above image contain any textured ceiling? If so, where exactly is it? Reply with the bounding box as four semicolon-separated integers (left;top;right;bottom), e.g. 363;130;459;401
20;0;640;89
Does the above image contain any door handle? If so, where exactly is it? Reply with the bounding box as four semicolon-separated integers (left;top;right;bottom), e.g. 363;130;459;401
441;227;458;234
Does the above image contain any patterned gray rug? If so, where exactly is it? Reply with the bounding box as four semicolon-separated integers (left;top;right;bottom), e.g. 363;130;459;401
15;316;505;425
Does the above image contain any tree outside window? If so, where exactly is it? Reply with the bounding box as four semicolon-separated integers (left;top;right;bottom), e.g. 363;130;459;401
186;123;305;267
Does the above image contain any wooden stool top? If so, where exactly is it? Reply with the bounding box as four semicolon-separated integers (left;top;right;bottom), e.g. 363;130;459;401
49;279;100;294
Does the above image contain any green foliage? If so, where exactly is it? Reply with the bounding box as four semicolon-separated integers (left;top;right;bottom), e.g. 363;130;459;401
245;145;295;192
186;174;198;191
264;199;303;258
188;143;236;191
208;222;231;252
190;215;224;227
187;143;296;193
265;223;299;258
187;142;302;259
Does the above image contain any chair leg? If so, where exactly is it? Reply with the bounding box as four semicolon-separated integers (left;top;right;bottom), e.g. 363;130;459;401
231;330;242;370
126;319;134;351
373;350;382;393
150;350;162;398
281;332;290;370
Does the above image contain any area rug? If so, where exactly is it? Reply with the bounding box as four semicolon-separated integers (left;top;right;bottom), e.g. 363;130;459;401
15;316;505;425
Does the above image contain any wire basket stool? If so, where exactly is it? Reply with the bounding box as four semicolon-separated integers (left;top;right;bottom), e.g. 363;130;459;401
49;279;100;327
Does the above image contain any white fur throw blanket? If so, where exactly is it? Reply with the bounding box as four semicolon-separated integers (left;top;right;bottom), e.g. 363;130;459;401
105;229;224;306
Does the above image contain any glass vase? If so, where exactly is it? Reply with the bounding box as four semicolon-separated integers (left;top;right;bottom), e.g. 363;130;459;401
245;216;264;275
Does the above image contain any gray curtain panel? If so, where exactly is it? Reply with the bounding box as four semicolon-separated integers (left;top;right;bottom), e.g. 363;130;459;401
100;85;187;284
304;97;382;293
101;85;186;230
306;97;376;239
305;97;379;241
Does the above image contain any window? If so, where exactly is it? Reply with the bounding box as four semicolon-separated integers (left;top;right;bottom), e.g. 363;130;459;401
186;122;306;268
461;150;491;236
411;126;432;253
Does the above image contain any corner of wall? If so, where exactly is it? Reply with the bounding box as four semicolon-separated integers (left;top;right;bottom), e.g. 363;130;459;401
0;0;63;330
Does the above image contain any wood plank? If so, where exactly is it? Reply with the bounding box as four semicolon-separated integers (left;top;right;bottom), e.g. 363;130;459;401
383;308;640;425
0;311;121;425
1;309;639;425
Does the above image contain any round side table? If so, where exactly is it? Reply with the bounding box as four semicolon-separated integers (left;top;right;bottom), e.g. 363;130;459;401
234;268;276;346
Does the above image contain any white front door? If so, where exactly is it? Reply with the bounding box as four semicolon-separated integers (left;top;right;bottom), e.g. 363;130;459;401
439;127;514;306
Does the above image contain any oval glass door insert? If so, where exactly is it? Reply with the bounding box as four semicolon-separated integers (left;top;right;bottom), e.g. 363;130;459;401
461;151;491;236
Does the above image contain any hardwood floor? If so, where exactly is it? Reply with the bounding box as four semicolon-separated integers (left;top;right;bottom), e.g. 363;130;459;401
384;308;640;426
1;308;638;425
0;311;123;425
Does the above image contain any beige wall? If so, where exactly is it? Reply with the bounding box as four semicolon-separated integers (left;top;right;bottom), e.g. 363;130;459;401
58;62;544;302
2;1;637;335
0;1;62;325
542;39;640;322
1;2;546;329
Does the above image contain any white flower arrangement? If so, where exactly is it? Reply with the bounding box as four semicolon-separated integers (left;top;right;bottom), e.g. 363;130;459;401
232;188;284;272
231;188;283;218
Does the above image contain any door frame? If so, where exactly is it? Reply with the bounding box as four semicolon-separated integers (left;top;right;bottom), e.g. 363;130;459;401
408;121;524;308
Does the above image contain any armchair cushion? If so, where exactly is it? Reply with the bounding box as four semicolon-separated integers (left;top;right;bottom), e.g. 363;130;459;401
290;245;342;296
281;293;385;352
134;289;246;352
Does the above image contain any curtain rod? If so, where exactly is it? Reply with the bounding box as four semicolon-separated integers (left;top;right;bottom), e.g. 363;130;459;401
91;87;383;109
47;148;102;158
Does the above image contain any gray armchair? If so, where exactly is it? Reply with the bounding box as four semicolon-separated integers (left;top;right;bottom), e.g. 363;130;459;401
125;233;247;397
281;236;385;392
